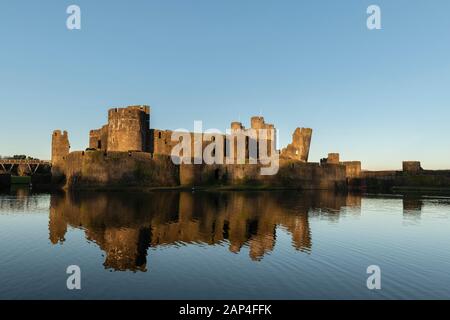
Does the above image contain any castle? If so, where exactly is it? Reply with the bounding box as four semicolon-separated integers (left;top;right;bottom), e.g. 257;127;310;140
85;105;311;162
52;105;360;190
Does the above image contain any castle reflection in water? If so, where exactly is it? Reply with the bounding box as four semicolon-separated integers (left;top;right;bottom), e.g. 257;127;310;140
0;188;424;272
47;190;365;272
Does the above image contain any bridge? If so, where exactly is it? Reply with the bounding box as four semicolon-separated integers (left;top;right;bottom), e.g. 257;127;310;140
0;159;51;175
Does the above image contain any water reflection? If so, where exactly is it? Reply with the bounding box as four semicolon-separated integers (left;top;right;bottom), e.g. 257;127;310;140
403;196;423;215
47;191;362;272
0;187;46;213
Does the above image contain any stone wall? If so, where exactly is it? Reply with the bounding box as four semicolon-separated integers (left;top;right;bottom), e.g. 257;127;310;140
150;129;176;156
63;150;179;189
180;160;347;190
353;163;450;192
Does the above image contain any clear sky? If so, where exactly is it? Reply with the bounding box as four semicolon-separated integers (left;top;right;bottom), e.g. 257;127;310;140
1;0;449;170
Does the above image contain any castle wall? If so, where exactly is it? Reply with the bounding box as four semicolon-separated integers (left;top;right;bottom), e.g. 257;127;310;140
180;160;347;190
150;129;176;156
89;125;108;151
107;106;150;152
63;150;179;189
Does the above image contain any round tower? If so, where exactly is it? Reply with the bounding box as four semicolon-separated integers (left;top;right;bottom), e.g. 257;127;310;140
107;106;150;152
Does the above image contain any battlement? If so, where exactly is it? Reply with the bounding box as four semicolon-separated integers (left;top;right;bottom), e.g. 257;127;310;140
108;105;150;119
53;130;68;137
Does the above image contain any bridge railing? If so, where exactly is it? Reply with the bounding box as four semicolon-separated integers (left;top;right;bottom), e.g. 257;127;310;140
0;160;51;165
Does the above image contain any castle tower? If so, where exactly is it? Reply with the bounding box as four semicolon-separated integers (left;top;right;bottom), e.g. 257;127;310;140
107;105;150;152
327;153;340;164
51;130;70;176
231;121;244;131
229;122;246;161
281;127;312;162
250;116;275;159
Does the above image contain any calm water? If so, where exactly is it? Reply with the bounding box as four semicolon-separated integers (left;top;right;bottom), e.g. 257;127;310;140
0;188;450;300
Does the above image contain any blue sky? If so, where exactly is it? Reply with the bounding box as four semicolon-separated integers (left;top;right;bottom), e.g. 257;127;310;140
0;0;449;170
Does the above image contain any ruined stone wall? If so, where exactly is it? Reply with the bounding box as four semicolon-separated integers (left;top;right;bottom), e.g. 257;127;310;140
107;106;150;152
51;130;70;177
281;128;312;162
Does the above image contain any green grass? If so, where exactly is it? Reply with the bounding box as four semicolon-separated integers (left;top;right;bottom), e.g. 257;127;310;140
11;176;31;185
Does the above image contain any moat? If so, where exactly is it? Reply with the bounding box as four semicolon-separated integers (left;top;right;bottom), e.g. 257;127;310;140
1;188;450;299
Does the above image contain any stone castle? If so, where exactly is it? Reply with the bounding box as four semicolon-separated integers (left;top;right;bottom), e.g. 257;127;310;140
51;105;361;190
86;105;311;162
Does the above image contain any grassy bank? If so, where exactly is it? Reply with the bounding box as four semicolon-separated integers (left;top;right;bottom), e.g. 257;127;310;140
11;176;31;185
